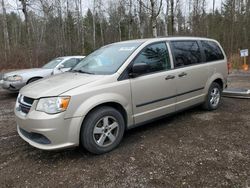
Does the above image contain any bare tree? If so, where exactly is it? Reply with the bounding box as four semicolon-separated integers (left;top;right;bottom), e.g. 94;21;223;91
148;0;163;37
93;0;96;49
164;0;170;36
230;0;236;54
1;0;10;62
170;0;174;35
75;0;84;53
128;0;133;39
96;0;105;45
19;0;33;67
212;0;215;14
56;0;65;54
137;0;145;38
0;0;249;70
79;0;85;53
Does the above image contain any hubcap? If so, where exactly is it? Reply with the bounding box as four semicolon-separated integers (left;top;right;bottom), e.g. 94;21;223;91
210;87;220;107
93;116;119;147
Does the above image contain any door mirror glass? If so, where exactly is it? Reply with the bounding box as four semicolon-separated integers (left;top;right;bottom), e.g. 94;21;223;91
57;64;64;70
130;63;149;77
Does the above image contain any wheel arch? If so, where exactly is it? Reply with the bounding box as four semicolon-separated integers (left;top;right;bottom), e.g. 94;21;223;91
205;73;225;94
78;101;128;148
82;102;128;128
213;78;223;89
26;77;43;84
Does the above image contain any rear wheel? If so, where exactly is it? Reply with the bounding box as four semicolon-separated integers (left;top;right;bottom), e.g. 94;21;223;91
202;82;222;110
81;106;125;154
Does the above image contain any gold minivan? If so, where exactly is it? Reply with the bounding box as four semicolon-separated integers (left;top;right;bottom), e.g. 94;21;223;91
15;37;228;154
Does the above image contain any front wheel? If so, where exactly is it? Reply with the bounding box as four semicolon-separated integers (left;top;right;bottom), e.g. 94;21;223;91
202;82;222;111
81;106;125;154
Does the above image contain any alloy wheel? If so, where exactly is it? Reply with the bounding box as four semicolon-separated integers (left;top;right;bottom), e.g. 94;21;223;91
93;116;119;147
210;87;220;107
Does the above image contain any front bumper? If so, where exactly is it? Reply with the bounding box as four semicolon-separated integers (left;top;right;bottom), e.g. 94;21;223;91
15;103;84;150
2;80;25;91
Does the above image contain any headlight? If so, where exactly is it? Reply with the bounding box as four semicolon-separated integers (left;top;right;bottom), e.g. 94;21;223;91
6;75;22;82
15;93;21;110
36;96;71;114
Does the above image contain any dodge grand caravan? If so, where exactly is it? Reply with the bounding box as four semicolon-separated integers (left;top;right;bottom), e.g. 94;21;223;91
15;37;228;154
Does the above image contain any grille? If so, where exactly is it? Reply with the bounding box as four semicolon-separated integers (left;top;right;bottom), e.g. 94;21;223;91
18;95;34;115
23;96;34;105
19;103;31;114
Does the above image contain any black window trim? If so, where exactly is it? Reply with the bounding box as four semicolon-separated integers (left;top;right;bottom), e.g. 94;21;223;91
169;39;226;70
119;39;226;79
118;41;172;81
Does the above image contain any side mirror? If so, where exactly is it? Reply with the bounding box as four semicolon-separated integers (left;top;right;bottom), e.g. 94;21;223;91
58;64;64;70
130;63;149;77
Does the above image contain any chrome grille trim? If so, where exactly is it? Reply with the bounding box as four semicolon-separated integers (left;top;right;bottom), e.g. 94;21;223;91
17;95;34;115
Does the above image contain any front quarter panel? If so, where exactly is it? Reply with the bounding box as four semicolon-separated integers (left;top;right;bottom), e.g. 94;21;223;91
22;69;53;84
63;78;133;127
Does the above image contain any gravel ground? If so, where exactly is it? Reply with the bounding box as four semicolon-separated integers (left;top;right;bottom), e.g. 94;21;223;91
0;74;250;188
228;70;250;88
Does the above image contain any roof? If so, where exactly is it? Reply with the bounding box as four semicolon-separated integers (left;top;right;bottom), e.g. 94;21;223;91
110;36;219;46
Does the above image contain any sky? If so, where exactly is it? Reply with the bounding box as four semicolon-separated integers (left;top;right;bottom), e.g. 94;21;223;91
2;0;223;16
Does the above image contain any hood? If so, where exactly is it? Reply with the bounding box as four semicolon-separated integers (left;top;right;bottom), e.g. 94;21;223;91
3;68;52;77
20;72;104;99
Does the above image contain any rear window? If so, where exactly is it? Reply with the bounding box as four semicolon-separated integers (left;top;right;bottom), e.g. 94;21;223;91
171;41;202;67
201;41;224;62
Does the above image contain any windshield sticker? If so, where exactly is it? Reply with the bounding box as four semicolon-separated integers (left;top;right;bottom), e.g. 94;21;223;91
119;47;135;51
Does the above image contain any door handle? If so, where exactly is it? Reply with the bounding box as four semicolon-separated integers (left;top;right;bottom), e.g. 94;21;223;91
178;72;187;77
165;75;175;80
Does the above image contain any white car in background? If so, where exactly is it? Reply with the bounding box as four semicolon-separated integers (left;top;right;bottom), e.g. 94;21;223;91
2;56;85;92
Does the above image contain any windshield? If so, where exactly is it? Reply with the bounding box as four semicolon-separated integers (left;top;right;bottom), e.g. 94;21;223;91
72;42;143;75
43;58;64;69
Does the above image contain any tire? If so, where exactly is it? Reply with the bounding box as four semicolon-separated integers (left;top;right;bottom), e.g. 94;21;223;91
27;77;42;84
202;82;222;111
81;106;125;154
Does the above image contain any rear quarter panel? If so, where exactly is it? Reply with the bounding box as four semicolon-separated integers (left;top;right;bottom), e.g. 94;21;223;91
204;40;228;93
205;60;228;93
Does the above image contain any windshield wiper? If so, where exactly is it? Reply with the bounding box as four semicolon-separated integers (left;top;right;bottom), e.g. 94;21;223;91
71;70;95;74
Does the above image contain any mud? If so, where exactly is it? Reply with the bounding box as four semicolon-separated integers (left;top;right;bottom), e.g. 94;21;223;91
0;75;250;187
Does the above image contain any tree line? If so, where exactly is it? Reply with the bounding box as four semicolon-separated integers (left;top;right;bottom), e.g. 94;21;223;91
0;0;249;70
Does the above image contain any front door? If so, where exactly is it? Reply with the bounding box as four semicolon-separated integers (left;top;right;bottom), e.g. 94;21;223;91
130;42;177;124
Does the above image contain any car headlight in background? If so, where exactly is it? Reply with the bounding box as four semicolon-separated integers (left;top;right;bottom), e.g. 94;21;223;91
36;96;71;114
6;75;23;82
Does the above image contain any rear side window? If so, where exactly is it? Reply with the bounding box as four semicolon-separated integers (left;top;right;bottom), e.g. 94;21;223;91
133;42;171;74
171;41;202;67
201;41;224;62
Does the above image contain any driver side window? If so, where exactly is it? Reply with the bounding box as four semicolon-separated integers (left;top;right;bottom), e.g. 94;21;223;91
62;58;80;68
133;42;171;75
